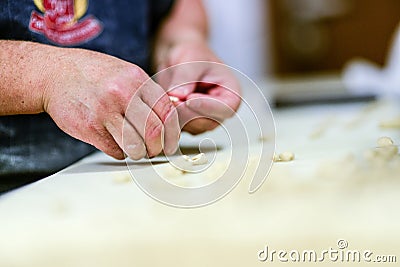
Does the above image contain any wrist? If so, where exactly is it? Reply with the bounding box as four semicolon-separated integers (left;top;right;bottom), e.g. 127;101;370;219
0;41;61;115
16;42;63;114
153;30;208;70
39;45;72;114
34;45;61;114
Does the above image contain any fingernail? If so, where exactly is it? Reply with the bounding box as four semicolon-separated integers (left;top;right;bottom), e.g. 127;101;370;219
126;143;146;160
181;87;191;96
171;85;191;96
186;99;200;109
126;144;138;154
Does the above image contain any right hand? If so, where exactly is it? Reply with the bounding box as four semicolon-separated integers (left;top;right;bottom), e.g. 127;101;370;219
43;48;180;160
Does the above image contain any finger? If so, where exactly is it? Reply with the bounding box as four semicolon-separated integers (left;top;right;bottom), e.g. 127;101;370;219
182;118;219;135
162;105;180;155
155;62;173;92
168;83;196;100
96;133;125;160
139;81;180;155
124;97;163;157
89;127;125;160
185;87;241;120
200;64;242;95
104;113;146;160
166;63;206;99
122;121;148;160
175;102;219;134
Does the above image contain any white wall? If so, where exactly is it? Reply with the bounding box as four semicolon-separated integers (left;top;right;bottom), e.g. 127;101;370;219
203;0;271;82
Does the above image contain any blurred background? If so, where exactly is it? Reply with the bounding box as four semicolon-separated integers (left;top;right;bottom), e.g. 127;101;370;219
203;0;400;82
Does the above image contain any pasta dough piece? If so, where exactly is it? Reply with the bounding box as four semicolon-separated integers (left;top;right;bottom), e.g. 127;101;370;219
258;135;271;142
169;96;180;103
191;153;208;165
112;173;132;184
365;137;398;161
182;153;208;166
279;152;295;162
376;136;398;159
273;152;295;162
377;136;394;147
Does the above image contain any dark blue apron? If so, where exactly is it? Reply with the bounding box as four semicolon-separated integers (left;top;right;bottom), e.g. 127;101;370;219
0;0;174;192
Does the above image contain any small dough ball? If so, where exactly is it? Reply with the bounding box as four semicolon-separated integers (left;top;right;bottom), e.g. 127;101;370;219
169;96;179;103
178;153;208;168
279;152;295;162
182;155;191;161
191;153;208;166
258;135;271;142
175;157;193;172
377;136;394;147
113;173;132;184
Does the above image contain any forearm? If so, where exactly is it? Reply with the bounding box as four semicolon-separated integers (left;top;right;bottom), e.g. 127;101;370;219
153;0;209;67
0;41;57;115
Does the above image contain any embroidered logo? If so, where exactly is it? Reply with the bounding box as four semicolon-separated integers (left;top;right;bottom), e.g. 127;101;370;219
29;0;103;46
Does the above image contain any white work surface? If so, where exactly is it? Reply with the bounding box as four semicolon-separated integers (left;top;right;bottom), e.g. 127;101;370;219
0;93;399;266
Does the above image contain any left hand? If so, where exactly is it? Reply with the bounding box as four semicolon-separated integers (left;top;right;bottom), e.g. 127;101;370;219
156;41;241;134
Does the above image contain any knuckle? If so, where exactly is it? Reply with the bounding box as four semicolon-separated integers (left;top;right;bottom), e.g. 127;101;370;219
144;119;163;157
159;103;175;123
104;81;130;106
98;86;124;111
145;118;163;141
126;65;148;84
105;81;124;98
147;145;162;158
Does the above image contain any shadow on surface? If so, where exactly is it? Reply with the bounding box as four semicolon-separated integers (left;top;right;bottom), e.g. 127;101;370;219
62;145;223;174
62;159;169;174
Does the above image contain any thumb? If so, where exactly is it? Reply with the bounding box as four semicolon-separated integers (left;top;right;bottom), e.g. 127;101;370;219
168;83;196;100
166;63;205;99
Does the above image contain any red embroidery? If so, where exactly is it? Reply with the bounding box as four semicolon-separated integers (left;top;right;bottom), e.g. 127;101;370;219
29;0;102;46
